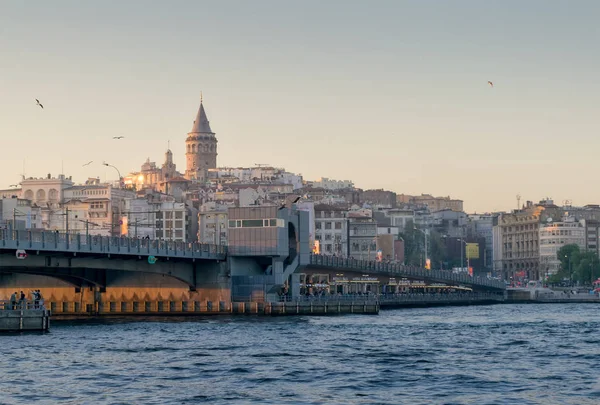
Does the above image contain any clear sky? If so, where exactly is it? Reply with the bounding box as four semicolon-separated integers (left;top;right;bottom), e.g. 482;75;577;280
1;0;599;213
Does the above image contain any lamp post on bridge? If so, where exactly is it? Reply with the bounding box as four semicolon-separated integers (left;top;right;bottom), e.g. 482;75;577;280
77;219;101;238
103;161;122;188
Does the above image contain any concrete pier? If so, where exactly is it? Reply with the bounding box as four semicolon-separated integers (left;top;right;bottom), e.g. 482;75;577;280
0;302;50;332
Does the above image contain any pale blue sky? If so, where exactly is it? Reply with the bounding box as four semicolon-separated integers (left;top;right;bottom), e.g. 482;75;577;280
1;0;599;212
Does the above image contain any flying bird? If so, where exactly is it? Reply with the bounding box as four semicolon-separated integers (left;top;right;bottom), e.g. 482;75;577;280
487;81;494;88
113;136;124;140
35;99;44;109
9;184;18;188
83;161;93;166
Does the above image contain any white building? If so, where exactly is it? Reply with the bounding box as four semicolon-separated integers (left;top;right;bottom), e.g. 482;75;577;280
197;201;228;245
539;216;586;277
0;198;43;230
314;204;348;256
62;181;136;236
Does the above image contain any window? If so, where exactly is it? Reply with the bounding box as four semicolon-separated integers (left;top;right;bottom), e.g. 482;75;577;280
175;211;183;219
316;222;322;230
335;222;342;230
242;219;264;228
325;222;332;230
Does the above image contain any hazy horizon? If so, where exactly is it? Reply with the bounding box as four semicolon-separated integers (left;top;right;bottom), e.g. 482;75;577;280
1;0;599;213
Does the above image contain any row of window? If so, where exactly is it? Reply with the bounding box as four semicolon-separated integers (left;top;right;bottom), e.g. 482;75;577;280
156;211;184;219
315;222;343;230
228;218;284;228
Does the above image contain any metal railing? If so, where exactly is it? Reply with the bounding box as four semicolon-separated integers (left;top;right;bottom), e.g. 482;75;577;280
0;229;227;260
309;254;506;290
281;292;503;304
378;292;504;303
0;299;46;311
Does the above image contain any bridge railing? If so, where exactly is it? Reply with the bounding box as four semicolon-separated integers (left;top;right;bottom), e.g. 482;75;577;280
281;292;503;303
0;229;227;259
309;254;506;290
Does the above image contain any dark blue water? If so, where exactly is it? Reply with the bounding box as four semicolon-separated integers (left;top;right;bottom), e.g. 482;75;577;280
1;304;600;405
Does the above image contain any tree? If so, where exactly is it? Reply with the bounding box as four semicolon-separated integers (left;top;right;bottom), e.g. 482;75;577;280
398;221;421;266
398;221;447;268
549;244;581;284
574;251;600;285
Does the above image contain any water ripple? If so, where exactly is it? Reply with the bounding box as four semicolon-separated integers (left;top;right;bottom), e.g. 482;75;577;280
1;304;600;404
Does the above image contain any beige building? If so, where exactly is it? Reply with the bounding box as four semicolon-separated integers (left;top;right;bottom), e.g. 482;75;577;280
123;149;184;193
398;194;463;212
495;207;543;282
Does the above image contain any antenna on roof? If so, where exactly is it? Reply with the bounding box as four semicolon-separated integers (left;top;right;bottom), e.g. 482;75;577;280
516;194;521;210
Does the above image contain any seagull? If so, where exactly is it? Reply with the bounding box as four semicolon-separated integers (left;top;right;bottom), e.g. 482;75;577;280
113;136;124;140
83;161;93;166
35;99;44;109
487;81;494;88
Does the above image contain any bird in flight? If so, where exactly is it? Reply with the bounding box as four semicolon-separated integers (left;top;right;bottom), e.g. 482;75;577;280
9;184;18;188
83;161;93;166
113;136;124;140
35;99;44;109
487;81;494;88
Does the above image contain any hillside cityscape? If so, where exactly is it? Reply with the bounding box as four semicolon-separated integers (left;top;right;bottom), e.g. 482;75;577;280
1;98;596;287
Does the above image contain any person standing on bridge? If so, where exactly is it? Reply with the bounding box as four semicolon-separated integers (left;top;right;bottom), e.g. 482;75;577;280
10;292;17;310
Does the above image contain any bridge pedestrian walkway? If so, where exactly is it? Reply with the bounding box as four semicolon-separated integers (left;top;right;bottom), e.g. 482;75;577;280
309;254;506;291
0;230;226;260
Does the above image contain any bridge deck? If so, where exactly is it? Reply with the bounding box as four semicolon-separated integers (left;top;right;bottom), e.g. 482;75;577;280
309;255;506;291
0;230;226;260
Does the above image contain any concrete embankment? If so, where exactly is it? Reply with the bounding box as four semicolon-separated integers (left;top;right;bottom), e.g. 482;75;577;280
506;288;600;304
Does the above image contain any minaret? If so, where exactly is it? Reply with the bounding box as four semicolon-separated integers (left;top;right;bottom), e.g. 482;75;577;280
185;95;218;182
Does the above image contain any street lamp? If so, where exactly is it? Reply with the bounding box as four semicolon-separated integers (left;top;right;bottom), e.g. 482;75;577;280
102;161;122;188
414;226;428;268
458;238;467;273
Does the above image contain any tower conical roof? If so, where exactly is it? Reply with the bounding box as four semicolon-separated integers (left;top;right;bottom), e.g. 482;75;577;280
190;102;213;133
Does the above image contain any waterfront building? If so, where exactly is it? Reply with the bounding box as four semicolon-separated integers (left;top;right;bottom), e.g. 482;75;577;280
314;204;348;256
348;208;377;260
539;216;586;278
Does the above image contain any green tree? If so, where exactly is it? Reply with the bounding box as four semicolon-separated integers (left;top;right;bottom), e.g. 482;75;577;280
549;244;581;283
398;222;447;268
573;251;600;285
398;220;421;266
